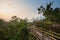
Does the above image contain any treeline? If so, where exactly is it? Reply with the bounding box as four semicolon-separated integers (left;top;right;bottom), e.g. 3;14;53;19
0;16;34;40
35;2;60;34
0;2;60;40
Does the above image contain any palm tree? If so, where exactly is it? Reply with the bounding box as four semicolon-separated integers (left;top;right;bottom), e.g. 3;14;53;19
38;2;60;23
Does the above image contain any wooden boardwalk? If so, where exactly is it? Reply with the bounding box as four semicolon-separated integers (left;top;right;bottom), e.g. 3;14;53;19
29;25;60;40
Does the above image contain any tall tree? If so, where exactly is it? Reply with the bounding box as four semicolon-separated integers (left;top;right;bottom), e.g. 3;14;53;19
38;2;60;24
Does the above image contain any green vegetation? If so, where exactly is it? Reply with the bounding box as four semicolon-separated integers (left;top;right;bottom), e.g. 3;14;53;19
0;2;60;40
36;2;60;36
37;2;60;32
0;16;35;40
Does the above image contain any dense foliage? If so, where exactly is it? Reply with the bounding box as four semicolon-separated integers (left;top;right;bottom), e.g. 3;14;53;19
0;16;35;40
0;2;60;40
37;2;60;33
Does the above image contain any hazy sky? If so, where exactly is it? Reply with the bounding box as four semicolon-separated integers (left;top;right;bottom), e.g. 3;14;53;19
0;0;60;21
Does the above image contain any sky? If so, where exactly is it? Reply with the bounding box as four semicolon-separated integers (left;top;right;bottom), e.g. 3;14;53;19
0;0;60;21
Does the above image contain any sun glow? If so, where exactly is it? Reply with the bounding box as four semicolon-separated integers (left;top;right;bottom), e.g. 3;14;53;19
0;0;43;21
0;0;35;20
0;1;17;14
0;7;13;14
